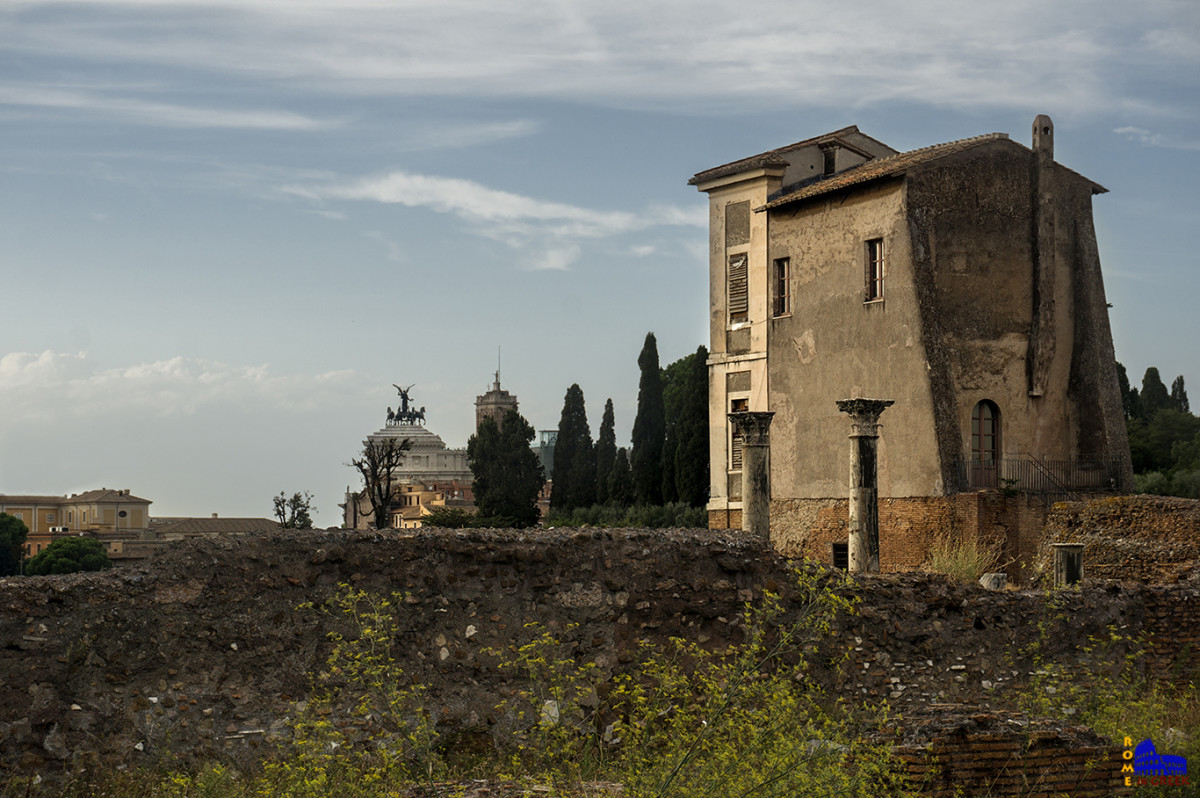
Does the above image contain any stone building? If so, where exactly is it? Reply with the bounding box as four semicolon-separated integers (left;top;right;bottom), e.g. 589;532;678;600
1;489;152;558
341;386;475;530
475;372;519;431
690;116;1132;571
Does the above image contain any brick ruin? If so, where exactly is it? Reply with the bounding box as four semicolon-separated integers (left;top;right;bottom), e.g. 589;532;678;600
0;513;1196;792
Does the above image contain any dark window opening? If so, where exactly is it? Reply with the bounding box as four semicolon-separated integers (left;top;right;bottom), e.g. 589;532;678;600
866;238;885;301
772;257;791;317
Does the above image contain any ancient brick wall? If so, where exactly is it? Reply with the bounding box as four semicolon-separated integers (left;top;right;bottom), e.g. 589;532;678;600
0;528;1194;789
888;708;1124;796
766;493;1052;581
1039;494;1200;584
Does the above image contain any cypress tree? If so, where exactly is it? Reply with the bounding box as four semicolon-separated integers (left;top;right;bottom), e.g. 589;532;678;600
661;345;709;506
550;384;595;512
1142;367;1171;418
1116;362;1134;420
595;398;617;504
673;346;710;507
631;332;665;505
1171;375;1190;415
608;447;634;507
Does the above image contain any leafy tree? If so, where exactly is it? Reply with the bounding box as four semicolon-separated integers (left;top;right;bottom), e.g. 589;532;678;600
595;399;617;504
349;437;412;530
550;384;596;512
608;446;635;506
422;507;476;528
26;536;111;575
1172;375;1190;414
273;491;316;529
468;409;545;528
1127;409;1200;473
1141;367;1171;419
0;513;29;576
631;332;665;505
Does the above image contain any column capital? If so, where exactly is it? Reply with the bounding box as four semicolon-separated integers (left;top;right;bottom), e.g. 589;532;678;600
727;411;775;446
836;398;894;437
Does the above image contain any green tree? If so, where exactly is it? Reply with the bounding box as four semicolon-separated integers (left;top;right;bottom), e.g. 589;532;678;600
608;447;634;506
550;384;596;512
1116;362;1137;420
631;332;665;505
1128;409;1200;473
1141;367;1171;418
273;491;316;529
26;536;111;575
594;398;617;505
672;345;710;507
1172;375;1190;414
661;345;709;508
348;437;412;530
0;513;29;576
469;409;545;528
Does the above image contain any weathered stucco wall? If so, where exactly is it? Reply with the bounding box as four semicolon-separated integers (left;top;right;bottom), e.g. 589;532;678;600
1;527;1197;785
766;179;944;500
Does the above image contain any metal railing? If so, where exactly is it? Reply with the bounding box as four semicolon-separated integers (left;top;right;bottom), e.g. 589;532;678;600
955;456;1125;497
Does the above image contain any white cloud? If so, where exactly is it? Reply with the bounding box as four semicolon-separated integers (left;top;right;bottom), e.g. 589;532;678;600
0;351;358;423
528;245;580;272
0;84;335;130
1114;126;1200;151
284;169;703;270
5;0;1195;118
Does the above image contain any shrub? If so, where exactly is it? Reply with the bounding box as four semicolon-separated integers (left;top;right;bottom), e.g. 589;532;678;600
543;502;707;529
489;566;905;797
25;536;111;575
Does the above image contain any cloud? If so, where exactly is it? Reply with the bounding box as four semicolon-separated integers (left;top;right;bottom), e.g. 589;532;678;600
0;84;335;130
284;168;703;269
528;245;580;272
0;351;358;423
1114;126;1200;151
6;0;1195;118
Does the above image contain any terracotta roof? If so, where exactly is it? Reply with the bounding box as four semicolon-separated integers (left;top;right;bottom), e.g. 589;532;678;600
760;132;1106;211
67;489;151;504
0;495;66;504
688;126;889;185
152;517;280;536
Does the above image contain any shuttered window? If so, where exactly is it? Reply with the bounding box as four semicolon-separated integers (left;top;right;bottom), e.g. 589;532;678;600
728;254;749;323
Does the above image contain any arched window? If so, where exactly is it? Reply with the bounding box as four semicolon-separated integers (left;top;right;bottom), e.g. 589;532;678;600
970;400;1001;489
971;401;1000;462
969;400;998;463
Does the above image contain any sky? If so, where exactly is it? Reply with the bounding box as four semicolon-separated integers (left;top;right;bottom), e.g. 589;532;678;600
2;0;1198;527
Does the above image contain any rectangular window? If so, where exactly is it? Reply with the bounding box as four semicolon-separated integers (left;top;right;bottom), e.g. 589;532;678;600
729;397;749;470
11;512;22;521
772;257;791;317
728;254;749;324
865;238;885;301
68;510;74;524
46;513;55;523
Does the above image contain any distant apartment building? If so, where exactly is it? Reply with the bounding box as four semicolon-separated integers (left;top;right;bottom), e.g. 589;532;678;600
0;489;151;558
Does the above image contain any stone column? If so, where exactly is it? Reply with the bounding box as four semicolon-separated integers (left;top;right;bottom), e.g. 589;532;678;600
728;412;774;537
836;399;894;573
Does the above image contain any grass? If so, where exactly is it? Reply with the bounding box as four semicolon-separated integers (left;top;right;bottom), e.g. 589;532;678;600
924;533;1005;582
